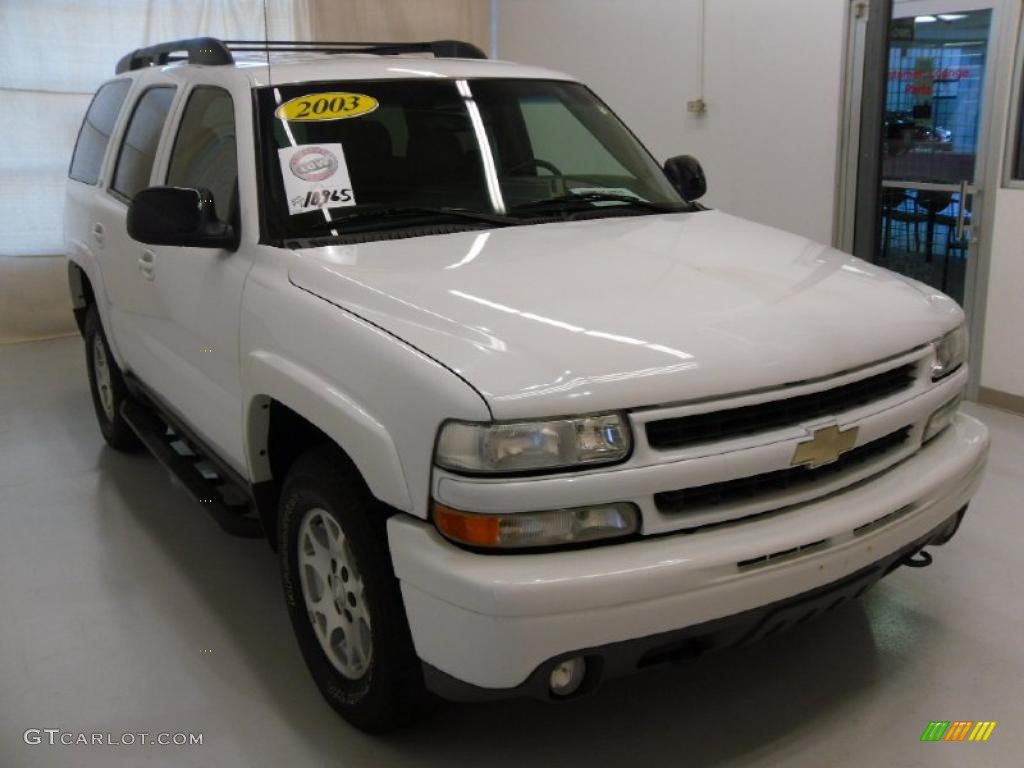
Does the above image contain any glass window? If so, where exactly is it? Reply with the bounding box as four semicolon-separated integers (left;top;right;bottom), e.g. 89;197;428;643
69;79;131;185
112;86;176;200
167;87;237;221
882;9;992;185
257;78;685;241
518;95;629;177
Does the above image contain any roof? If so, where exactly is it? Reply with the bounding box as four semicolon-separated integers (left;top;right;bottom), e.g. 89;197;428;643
116;37;576;88
234;53;576;87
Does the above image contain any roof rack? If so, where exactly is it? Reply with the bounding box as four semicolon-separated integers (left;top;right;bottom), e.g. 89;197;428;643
115;37;487;73
223;39;488;59
115;37;233;73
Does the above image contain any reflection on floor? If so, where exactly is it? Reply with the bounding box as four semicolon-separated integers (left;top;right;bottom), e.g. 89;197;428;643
2;336;1022;767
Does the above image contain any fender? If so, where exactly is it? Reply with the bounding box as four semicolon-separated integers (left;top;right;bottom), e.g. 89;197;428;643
244;350;413;512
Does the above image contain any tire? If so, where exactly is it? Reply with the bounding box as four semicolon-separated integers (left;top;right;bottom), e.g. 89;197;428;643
84;305;143;452
278;446;427;732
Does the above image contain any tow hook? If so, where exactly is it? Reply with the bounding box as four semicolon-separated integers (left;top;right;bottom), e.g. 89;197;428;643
903;550;934;568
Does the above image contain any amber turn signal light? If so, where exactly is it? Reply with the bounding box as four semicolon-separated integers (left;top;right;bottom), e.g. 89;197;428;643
431;501;639;550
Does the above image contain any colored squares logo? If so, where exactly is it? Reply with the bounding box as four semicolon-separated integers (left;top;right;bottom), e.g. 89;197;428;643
921;721;996;742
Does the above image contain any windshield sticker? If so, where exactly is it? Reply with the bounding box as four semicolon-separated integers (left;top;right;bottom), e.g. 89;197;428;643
275;92;379;122
277;144;356;215
569;187;647;201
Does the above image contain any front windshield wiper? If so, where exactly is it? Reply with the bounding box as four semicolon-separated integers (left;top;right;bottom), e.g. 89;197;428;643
300;206;520;234
510;193;690;216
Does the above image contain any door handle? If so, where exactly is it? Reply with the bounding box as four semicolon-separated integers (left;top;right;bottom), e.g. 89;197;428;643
138;250;156;281
954;180;971;246
92;223;105;248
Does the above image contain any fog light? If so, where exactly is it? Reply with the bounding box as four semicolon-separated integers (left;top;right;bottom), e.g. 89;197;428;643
924;394;962;442
549;657;586;697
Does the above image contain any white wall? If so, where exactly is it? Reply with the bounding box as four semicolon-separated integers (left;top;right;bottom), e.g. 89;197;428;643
976;0;1024;401
981;191;1024;397
496;0;849;244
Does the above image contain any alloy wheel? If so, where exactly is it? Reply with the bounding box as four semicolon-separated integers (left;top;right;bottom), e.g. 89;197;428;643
297;507;373;679
92;336;115;421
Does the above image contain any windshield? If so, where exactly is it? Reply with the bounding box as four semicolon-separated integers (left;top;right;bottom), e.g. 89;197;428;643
257;78;689;243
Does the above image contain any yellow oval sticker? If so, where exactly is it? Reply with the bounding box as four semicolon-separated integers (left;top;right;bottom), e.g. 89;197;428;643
275;92;379;122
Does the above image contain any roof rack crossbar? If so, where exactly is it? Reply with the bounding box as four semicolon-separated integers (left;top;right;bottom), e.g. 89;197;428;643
222;39;488;60
115;37;233;73
115;37;487;73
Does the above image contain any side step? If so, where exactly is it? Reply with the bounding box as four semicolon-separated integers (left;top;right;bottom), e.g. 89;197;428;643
121;400;262;538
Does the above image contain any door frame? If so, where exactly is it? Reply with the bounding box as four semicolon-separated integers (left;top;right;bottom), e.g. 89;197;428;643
1005;7;1024;187
836;0;1018;399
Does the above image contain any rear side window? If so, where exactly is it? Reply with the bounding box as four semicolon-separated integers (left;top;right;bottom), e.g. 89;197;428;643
167;87;238;219
69;80;131;185
112;86;176;200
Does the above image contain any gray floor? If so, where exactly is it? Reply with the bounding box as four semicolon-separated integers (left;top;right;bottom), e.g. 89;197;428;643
1;335;1022;768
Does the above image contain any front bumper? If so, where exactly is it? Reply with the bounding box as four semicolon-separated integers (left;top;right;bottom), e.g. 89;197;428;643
387;413;989;696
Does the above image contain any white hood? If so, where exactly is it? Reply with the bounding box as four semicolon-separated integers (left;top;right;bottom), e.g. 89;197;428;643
289;211;962;419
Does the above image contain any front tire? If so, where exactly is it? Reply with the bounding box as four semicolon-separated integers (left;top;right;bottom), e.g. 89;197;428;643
278;446;427;732
84;306;142;452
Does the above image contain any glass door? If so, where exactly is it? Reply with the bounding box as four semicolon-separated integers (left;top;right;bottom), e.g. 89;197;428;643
876;3;994;304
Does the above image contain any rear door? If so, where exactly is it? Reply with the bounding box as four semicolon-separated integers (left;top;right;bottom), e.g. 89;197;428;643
64;78;131;352
137;84;251;470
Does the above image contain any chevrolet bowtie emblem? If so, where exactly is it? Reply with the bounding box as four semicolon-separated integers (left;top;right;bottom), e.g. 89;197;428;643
791;424;859;469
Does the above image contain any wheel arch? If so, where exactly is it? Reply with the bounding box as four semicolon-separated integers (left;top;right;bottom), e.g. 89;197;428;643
244;352;413;549
67;260;95;336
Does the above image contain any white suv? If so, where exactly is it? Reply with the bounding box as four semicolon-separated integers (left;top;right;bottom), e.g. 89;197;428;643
65;37;989;731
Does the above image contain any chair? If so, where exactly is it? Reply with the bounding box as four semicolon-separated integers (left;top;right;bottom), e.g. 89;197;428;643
880;187;922;261
914;190;955;265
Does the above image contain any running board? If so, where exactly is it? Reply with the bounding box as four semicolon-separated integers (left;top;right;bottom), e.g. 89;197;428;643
121;400;262;538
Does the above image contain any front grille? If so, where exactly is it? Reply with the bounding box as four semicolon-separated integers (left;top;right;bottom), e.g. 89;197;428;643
646;363;916;450
654;426;911;514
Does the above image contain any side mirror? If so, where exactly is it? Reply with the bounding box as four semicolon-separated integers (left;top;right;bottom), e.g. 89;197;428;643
127;186;237;250
663;155;707;201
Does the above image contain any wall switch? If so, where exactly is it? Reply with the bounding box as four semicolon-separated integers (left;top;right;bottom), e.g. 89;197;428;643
687;98;707;114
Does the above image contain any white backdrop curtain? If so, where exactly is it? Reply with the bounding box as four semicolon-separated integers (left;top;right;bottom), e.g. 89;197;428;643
0;0;310;259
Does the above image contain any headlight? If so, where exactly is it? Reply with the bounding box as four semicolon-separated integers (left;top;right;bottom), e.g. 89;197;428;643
932;324;967;381
435;413;631;474
432;502;640;549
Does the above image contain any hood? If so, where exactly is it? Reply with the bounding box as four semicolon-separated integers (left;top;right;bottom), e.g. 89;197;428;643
289;211;962;419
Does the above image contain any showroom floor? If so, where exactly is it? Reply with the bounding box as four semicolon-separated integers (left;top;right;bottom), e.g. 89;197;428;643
1;335;1022;768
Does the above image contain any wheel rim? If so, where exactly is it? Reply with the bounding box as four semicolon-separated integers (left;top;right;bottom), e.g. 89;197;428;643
297;507;373;680
92;336;115;422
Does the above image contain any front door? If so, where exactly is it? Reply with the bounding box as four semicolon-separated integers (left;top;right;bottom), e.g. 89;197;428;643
141;84;251;472
875;2;996;305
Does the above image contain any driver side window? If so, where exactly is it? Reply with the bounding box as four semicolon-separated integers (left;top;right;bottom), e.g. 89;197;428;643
167;87;238;223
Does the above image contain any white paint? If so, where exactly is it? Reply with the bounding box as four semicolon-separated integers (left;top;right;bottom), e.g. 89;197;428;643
65;47;992;697
292;210;964;421
495;0;848;244
390;413;988;688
